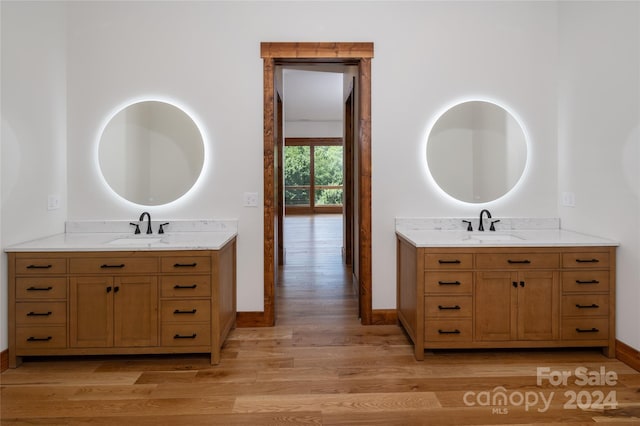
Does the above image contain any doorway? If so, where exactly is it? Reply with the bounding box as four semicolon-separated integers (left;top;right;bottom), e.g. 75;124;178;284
259;42;373;327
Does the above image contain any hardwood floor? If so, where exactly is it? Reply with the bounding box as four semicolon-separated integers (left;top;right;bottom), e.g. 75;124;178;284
2;214;639;425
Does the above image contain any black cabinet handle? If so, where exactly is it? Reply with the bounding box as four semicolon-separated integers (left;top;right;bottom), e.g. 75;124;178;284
576;259;599;263
576;327;599;333
438;305;461;310
27;311;52;317
26;264;52;269
27;336;52;342
438;329;461;334
26;286;53;291
174;284;197;289
576;304;600;309
174;333;197;339
520;281;525;287
101;264;125;269
576;279;599;284
507;259;531;264
438;281;461;286
106;286;112;293
512;281;518;288
173;263;197;268
114;286;120;293
173;309;197;314
438;260;461;264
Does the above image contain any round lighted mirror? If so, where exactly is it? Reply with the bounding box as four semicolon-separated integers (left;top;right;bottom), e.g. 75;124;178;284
98;100;205;206
426;100;527;203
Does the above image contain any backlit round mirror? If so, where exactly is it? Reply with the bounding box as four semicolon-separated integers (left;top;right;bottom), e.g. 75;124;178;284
98;100;205;206
426;100;527;203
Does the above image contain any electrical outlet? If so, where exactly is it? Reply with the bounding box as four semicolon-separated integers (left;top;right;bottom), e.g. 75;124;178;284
243;192;258;207
561;192;575;207
47;194;61;210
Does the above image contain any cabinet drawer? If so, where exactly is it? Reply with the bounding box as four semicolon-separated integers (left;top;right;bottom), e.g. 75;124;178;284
562;271;610;293
562;295;609;317
161;324;211;347
425;319;472;342
425;296;472;319
70;257;158;274
16;277;67;299
425;272;472;294
16;302;66;325
161;300;211;323
425;253;473;270
16;326;67;350
161;256;211;273
160;275;211;298
562;252;610;269
562;318;609;340
476;253;559;269
15;258;67;275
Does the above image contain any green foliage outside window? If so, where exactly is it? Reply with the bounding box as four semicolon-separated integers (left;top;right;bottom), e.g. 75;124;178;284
284;145;343;207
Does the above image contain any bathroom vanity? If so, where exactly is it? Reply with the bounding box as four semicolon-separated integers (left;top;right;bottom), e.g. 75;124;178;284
396;219;618;361
6;221;237;368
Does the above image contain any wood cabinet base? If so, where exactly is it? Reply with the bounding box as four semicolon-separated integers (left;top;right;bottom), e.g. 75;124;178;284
397;237;616;361
8;239;236;368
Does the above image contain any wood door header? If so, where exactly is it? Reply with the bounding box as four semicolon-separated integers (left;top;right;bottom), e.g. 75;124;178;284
261;42;374;59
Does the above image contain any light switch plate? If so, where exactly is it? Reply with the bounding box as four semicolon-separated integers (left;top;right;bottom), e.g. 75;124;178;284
47;194;61;210
243;192;258;207
561;192;575;207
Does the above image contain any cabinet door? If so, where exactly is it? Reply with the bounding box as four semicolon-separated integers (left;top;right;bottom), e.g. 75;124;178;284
70;277;113;348
114;276;158;347
475;271;517;341
517;271;559;341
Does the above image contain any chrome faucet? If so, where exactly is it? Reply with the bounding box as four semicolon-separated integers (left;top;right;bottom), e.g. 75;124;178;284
139;211;152;234
478;209;492;232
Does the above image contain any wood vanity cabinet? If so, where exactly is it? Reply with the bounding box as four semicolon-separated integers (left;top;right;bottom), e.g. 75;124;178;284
7;239;236;368
397;237;615;361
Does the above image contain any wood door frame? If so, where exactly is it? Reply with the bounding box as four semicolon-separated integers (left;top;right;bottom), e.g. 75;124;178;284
259;42;373;326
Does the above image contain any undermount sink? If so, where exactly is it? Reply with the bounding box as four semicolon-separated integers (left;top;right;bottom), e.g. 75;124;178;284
463;233;524;242
107;237;164;245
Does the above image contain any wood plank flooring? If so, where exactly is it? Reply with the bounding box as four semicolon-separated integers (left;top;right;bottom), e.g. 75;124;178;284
2;215;639;425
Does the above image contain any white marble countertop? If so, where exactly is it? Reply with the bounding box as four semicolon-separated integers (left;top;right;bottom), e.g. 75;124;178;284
4;220;238;252
396;228;618;248
395;217;618;248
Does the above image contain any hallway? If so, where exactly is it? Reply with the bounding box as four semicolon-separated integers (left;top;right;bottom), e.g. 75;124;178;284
277;214;358;325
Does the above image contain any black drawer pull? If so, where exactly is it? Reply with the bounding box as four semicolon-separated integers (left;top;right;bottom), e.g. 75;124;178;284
174;333;197;339
438;281;461;286
174;284;197;289
27;336;52;342
101;264;125;269
576;258;599;263
26;286;53;291
438;329;461;334
576;327;599;333
438;259;461;264
27;311;52;317
173;309;197;314
174;262;197;268
507;259;531;264
576;279;599;284
576;304;599;309
438;305;461;310
26;264;52;269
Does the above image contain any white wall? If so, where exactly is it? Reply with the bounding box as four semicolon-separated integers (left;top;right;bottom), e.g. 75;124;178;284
0;1;68;350
4;1;637;353
558;2;640;349
63;0;559;315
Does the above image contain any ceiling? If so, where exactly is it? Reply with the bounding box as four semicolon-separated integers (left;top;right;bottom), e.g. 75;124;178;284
282;68;345;122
